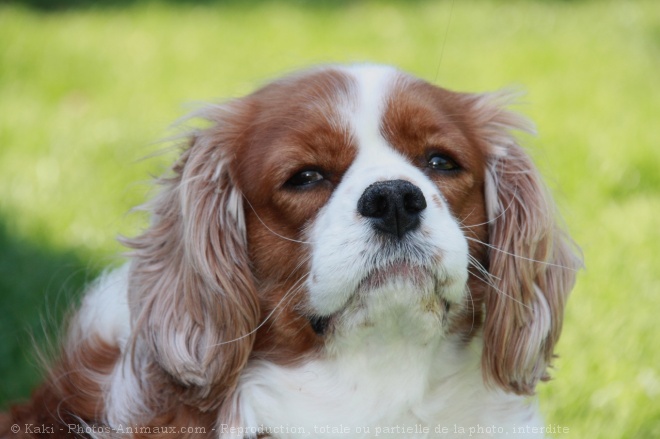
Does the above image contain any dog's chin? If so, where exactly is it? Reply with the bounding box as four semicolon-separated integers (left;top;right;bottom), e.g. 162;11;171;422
311;263;463;342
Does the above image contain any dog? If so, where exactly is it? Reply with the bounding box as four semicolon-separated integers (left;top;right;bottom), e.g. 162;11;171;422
1;64;580;438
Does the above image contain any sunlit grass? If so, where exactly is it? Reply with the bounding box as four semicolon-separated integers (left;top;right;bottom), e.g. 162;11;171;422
1;1;659;437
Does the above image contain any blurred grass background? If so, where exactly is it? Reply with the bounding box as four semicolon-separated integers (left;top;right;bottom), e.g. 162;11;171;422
1;0;658;437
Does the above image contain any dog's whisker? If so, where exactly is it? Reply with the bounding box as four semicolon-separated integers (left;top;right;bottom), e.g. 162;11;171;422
212;261;312;347
464;284;477;335
458;193;518;231
467;254;498;282
467;268;532;310
266;277;310;332
242;196;315;245
464;236;579;272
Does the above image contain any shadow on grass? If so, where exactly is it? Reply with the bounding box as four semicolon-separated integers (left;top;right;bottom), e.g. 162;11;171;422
0;218;102;408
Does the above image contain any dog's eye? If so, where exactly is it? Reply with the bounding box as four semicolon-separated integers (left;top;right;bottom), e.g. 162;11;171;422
285;170;324;187
428;154;460;172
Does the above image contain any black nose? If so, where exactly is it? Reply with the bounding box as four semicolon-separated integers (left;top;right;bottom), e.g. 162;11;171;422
357;179;427;239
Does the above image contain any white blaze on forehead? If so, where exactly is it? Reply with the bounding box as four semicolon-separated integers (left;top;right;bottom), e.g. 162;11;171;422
341;64;399;154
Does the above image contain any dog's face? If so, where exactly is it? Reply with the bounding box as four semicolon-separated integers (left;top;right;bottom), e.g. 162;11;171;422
127;65;579;409
236;67;488;344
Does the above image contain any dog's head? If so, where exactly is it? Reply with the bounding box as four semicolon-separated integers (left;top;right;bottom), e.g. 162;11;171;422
126;65;580;409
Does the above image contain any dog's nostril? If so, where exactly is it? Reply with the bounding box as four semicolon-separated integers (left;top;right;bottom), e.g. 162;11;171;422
357;179;427;239
403;190;427;214
362;193;388;218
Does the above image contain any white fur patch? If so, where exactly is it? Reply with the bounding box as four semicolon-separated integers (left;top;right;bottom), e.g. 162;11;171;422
75;264;131;344
71;264;147;425
227;338;541;439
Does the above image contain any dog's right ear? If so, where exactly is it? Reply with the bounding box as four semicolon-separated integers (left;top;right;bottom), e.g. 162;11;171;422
125;102;259;411
462;92;582;395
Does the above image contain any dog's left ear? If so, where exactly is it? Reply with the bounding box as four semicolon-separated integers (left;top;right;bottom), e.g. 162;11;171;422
125;102;260;411
464;92;582;395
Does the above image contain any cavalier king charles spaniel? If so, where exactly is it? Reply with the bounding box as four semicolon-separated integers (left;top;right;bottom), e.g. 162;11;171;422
1;65;581;438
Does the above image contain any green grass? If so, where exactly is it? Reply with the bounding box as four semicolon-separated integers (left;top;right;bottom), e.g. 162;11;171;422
1;0;659;437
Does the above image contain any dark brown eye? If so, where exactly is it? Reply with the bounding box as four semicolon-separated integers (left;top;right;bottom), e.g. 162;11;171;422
285;170;324;187
428;154;461;172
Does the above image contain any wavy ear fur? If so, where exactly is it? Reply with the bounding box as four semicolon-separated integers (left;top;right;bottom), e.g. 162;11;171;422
467;93;582;395
125;104;260;410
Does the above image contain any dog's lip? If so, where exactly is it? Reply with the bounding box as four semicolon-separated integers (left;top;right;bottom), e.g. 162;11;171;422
358;261;432;291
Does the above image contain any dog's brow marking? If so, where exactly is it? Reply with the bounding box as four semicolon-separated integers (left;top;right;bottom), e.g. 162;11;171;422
347;65;395;160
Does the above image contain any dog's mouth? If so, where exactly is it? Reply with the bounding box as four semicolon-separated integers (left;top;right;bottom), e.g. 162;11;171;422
308;315;332;335
308;262;453;336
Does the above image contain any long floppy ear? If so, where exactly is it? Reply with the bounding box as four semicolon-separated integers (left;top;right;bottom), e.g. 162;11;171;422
125;103;259;410
467;93;582;395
